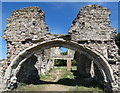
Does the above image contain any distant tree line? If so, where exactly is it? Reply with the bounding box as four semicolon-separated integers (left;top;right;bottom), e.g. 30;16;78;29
54;59;77;66
61;51;68;55
0;59;5;62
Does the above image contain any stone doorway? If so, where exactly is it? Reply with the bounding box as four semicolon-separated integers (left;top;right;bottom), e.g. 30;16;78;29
3;40;115;91
14;46;104;91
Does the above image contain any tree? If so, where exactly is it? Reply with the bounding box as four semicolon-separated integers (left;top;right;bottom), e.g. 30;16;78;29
115;33;120;55
61;51;68;55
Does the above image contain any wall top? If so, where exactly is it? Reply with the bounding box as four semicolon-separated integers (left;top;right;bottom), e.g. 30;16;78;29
3;7;49;42
3;5;116;42
69;4;116;41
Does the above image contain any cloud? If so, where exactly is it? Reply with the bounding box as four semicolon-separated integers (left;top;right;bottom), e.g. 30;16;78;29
49;27;62;34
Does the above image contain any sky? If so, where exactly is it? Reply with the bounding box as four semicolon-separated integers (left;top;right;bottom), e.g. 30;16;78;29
0;2;119;59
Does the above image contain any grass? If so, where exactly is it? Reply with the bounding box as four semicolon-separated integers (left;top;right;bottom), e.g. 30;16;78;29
61;70;74;79
17;84;43;91
16;66;104;92
72;66;77;70
17;84;103;91
0;59;4;62
40;73;56;82
40;66;66;82
70;85;103;91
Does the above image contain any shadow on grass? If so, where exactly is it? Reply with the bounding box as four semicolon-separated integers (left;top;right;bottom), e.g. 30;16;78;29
25;70;104;90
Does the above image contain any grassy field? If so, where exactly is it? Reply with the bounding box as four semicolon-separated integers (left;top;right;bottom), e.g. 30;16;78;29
17;66;103;91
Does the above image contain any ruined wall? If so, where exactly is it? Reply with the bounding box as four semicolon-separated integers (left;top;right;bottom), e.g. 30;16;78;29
3;7;53;63
69;4;116;41
75;52;92;77
2;7;57;84
2;5;120;91
51;47;75;59
16;55;39;84
74;52;105;86
0;61;6;91
69;4;119;65
69;5;120;89
35;49;54;75
68;4;119;63
51;47;61;57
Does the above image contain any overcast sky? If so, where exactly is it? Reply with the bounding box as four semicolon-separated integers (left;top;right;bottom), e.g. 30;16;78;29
0;2;119;59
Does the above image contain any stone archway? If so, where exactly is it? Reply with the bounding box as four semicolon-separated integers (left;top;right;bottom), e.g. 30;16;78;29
2;5;119;91
4;39;115;90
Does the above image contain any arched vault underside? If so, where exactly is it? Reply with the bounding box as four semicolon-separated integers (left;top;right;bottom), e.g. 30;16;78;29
4;38;115;90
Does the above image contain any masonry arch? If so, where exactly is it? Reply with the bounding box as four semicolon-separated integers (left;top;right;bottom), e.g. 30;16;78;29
4;39;115;90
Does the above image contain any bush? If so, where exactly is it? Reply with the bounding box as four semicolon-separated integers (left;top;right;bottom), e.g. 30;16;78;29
72;60;77;66
115;33;120;47
115;33;120;55
61;51;68;55
54;59;66;66
54;59;77;66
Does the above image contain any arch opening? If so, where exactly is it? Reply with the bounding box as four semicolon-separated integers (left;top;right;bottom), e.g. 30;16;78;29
4;40;115;90
15;47;105;90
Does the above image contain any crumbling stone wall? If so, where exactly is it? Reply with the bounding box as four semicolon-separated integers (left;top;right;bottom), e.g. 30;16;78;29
16;55;39;84
69;5;120;89
74;51;106;88
3;7;54;63
35;49;54;75
2;7;57;89
35;47;75;75
1;5;120;91
69;4;116;41
51;47;75;59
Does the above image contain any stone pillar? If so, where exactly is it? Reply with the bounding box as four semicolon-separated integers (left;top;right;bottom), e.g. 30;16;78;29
67;59;72;71
90;61;95;78
35;55;42;76
51;59;55;69
75;52;92;77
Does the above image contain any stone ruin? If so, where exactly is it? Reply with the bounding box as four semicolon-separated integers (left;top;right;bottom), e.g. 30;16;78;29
34;47;75;75
0;4;120;91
